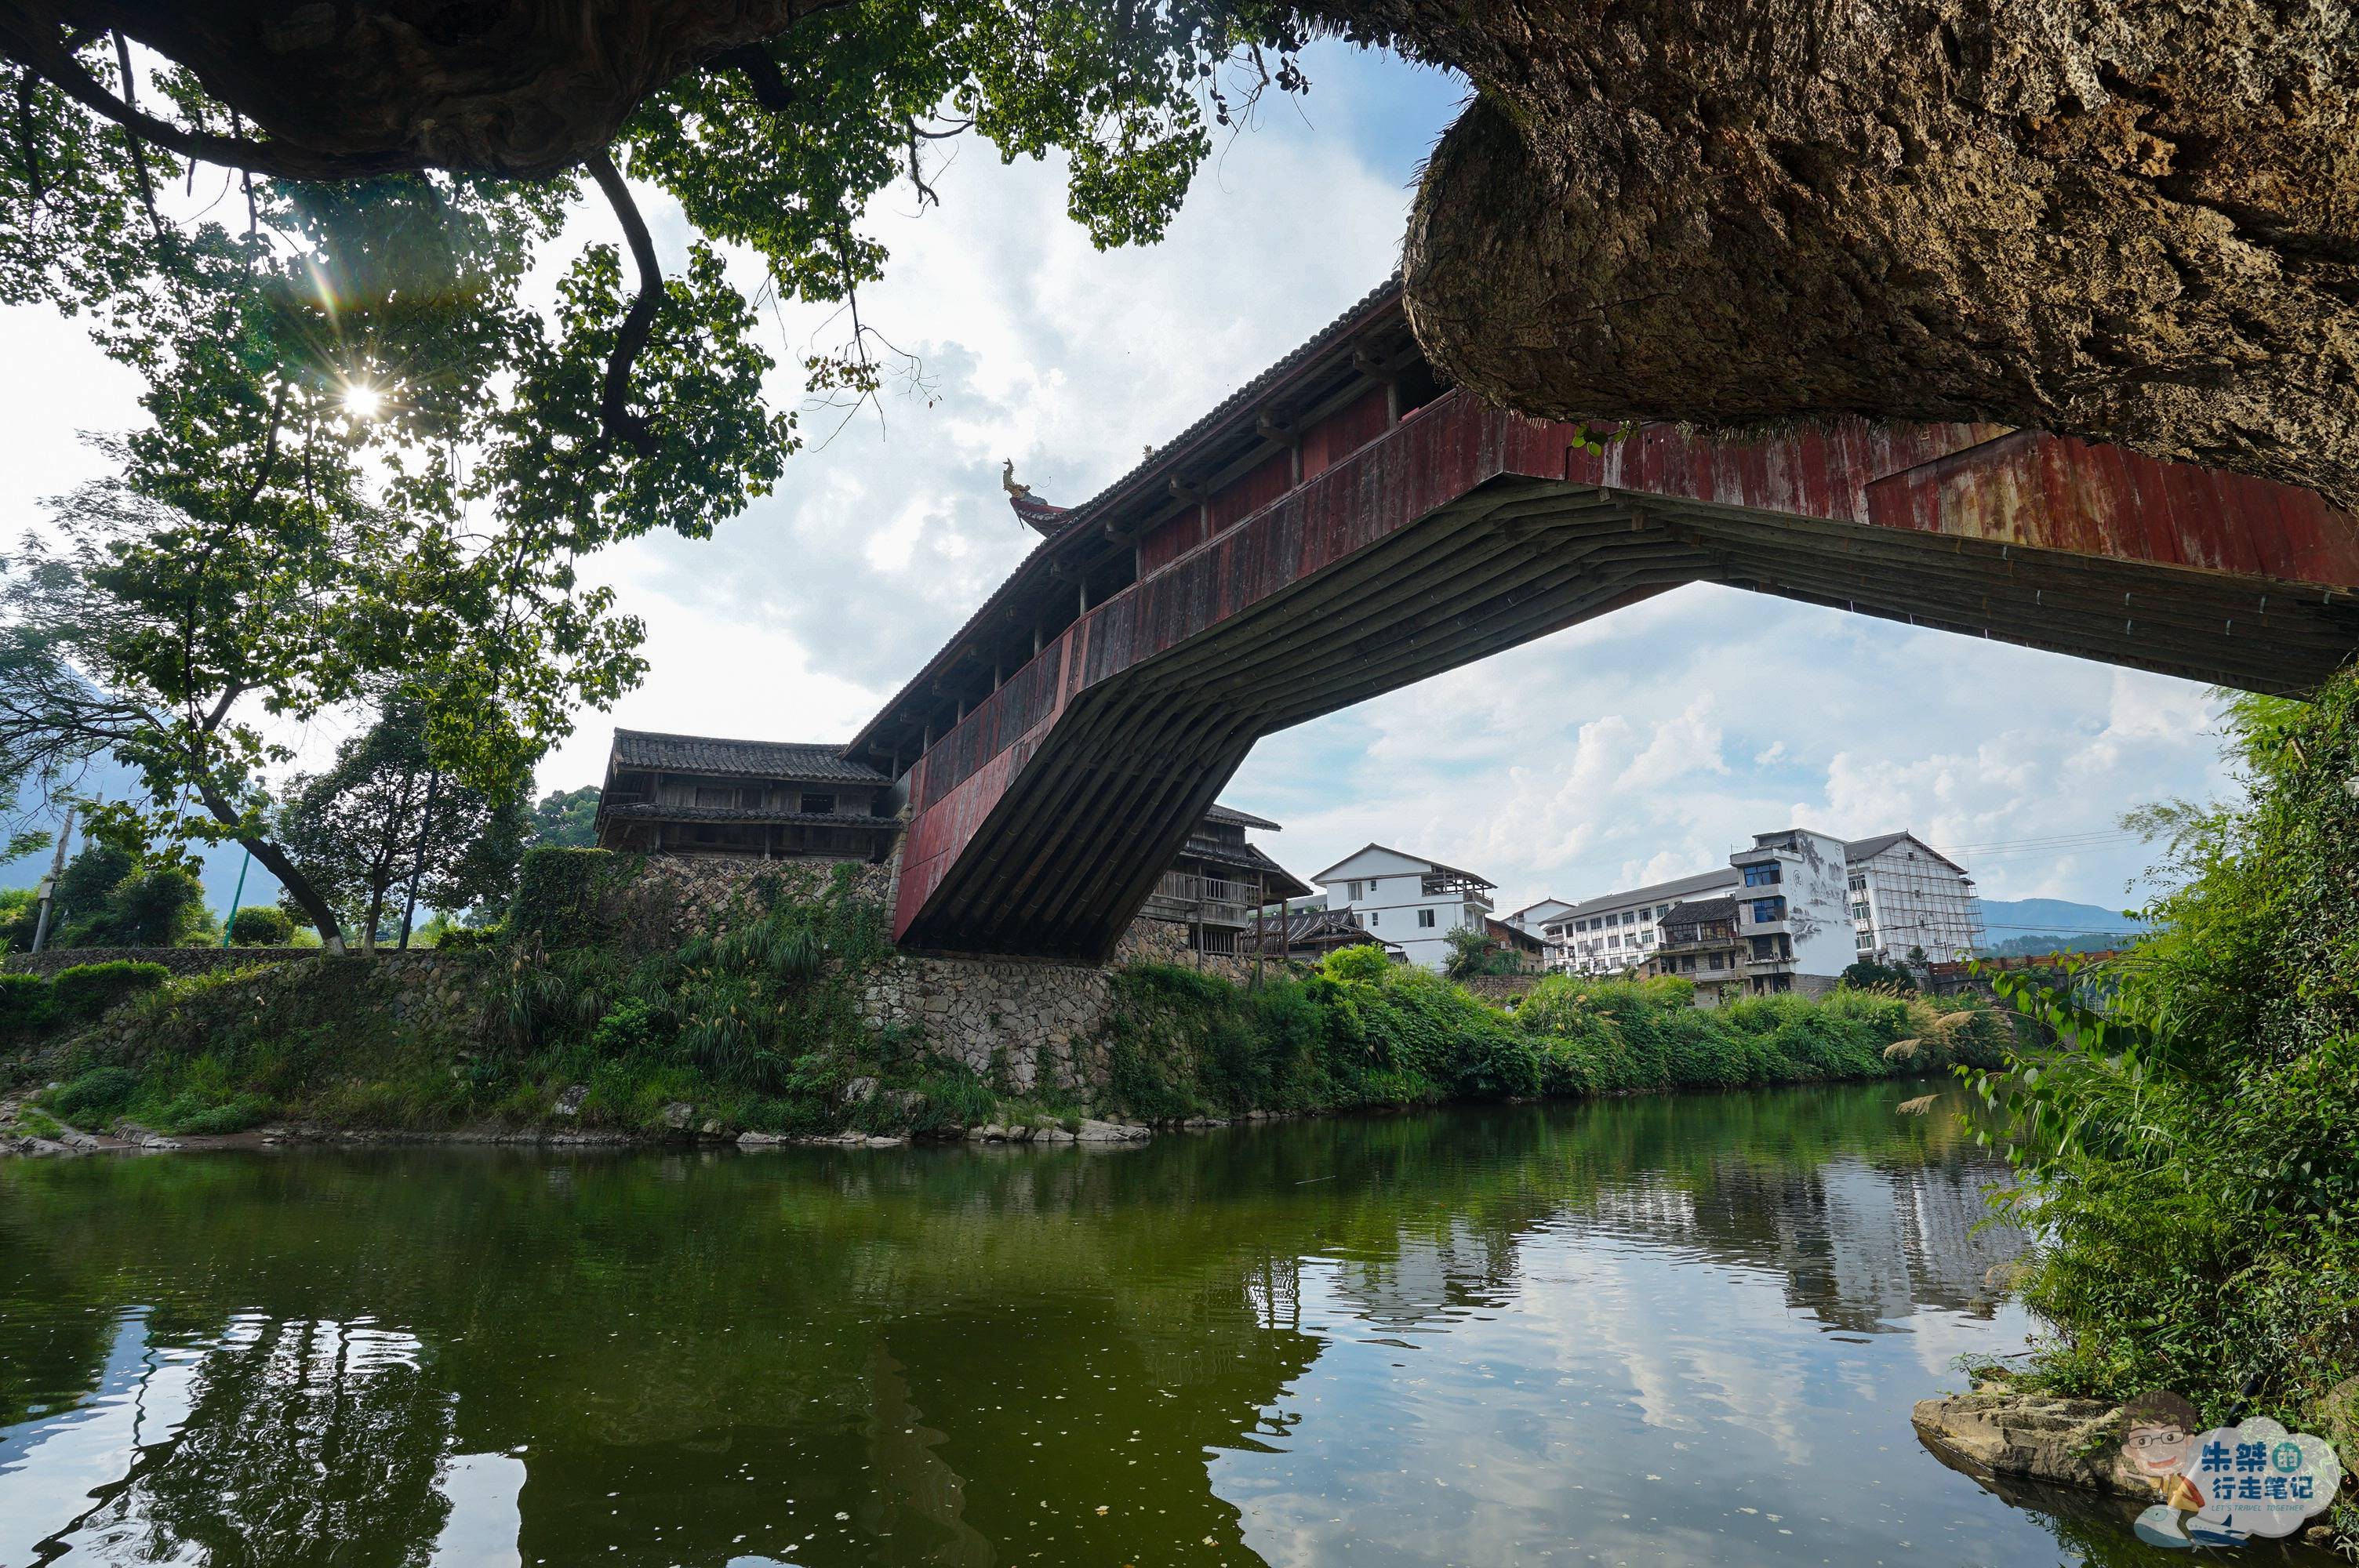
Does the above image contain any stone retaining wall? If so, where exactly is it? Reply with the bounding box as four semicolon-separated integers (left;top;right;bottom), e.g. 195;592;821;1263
1460;973;1543;1005
2;946;317;979
571;859;1278;1095
852;921;1279;1095
634;853;897;935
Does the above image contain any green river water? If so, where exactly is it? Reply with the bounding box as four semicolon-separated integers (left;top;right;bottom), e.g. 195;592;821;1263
0;1084;2313;1566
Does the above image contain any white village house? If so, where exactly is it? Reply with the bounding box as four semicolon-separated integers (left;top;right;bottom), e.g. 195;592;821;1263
1499;897;1576;939
1310;844;1498;971
1543;827;1983;997
1544;867;1744;976
1844;832;1987;964
1728;828;1857;996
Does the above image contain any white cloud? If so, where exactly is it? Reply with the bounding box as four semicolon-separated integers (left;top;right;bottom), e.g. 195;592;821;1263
1230;585;2233;915
0;42;2237;923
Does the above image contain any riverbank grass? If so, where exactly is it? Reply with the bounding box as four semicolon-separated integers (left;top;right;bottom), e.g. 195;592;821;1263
7;853;2008;1145
1104;949;2009;1124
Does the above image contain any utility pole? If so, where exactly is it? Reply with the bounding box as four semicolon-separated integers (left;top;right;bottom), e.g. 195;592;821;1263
28;805;73;955
220;846;253;947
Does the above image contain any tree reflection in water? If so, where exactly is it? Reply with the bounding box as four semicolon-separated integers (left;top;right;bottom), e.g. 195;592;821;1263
0;1084;2205;1567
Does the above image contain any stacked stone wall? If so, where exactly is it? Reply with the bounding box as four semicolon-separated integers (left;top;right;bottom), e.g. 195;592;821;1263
850;920;1280;1095
1459;973;1543;1006
2;946;317;980
555;855;1292;1094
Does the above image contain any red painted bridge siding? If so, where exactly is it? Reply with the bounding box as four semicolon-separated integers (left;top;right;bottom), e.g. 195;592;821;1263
893;389;2359;946
1862;430;2359;585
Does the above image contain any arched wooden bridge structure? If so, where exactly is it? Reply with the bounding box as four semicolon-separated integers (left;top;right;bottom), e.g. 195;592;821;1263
843;280;2359;961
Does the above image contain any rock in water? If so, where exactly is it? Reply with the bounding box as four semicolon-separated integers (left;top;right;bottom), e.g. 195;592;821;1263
1910;1391;2140;1494
1352;0;2359;508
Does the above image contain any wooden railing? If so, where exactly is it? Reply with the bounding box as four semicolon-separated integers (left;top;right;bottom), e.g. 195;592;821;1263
1141;870;1260;927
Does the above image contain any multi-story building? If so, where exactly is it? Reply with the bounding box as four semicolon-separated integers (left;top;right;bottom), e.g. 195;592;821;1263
1730;828;1857;996
1499;897;1576;940
1844;833;1986;965
1541;867;1742;975
1310;844;1497;971
1640;895;1747;1005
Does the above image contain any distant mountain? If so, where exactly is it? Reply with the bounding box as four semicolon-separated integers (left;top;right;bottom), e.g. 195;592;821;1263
1978;895;2148;950
0;755;282;917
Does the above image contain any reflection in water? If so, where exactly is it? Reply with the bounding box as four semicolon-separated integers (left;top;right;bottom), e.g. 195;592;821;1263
0;1085;2292;1566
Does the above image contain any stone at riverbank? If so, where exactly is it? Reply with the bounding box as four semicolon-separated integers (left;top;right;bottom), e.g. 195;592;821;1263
1910;1389;2143;1496
1917;1385;2357;1552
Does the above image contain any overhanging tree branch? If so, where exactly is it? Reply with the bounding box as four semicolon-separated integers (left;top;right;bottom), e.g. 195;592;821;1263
585;147;660;456
109;30;160;236
0;25;417;180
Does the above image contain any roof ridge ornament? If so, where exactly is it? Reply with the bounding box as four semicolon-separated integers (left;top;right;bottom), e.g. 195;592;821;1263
1002;459;1068;537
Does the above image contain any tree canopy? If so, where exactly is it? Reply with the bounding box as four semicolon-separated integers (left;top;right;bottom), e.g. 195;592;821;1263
529;787;602;851
0;3;1310;938
275;698;530;950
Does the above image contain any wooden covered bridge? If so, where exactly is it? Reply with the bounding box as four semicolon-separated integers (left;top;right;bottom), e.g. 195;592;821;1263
841;278;2359;962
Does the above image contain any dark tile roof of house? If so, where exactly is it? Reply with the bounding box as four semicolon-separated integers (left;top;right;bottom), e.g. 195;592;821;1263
1843;830;1970;876
1309;843;1497;890
602;803;896;827
608;730;890;784
1485;917;1546;952
1204;802;1282;831
1239;843;1312;902
1660;895;1739;928
1248;906;1396;955
1554;867;1743;924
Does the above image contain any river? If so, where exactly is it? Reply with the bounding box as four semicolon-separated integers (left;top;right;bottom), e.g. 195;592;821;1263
0;1083;2261;1566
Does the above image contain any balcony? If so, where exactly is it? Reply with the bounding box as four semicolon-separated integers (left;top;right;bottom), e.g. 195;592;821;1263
1141;870;1263;929
1657;925;1739;953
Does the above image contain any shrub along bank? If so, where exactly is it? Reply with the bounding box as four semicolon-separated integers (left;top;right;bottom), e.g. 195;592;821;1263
1965;664;2359;1521
1103;948;2010;1123
5;852;2007;1145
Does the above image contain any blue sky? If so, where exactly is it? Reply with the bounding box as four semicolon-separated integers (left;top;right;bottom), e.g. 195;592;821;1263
0;42;2230;922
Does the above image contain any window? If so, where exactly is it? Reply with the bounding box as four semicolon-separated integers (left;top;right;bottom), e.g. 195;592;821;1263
1656;904;1670;917
1707;953;1724;970
1575;918;1589;931
1750;897;1785;924
1608;935;1621;949
800;791;835;815
1743;863;1782;887
1347;880;1364;901
1848;874;1866;892
1417;909;1436;928
1856;932;1874;949
1368;909;1379;927
1851;902;1870;920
